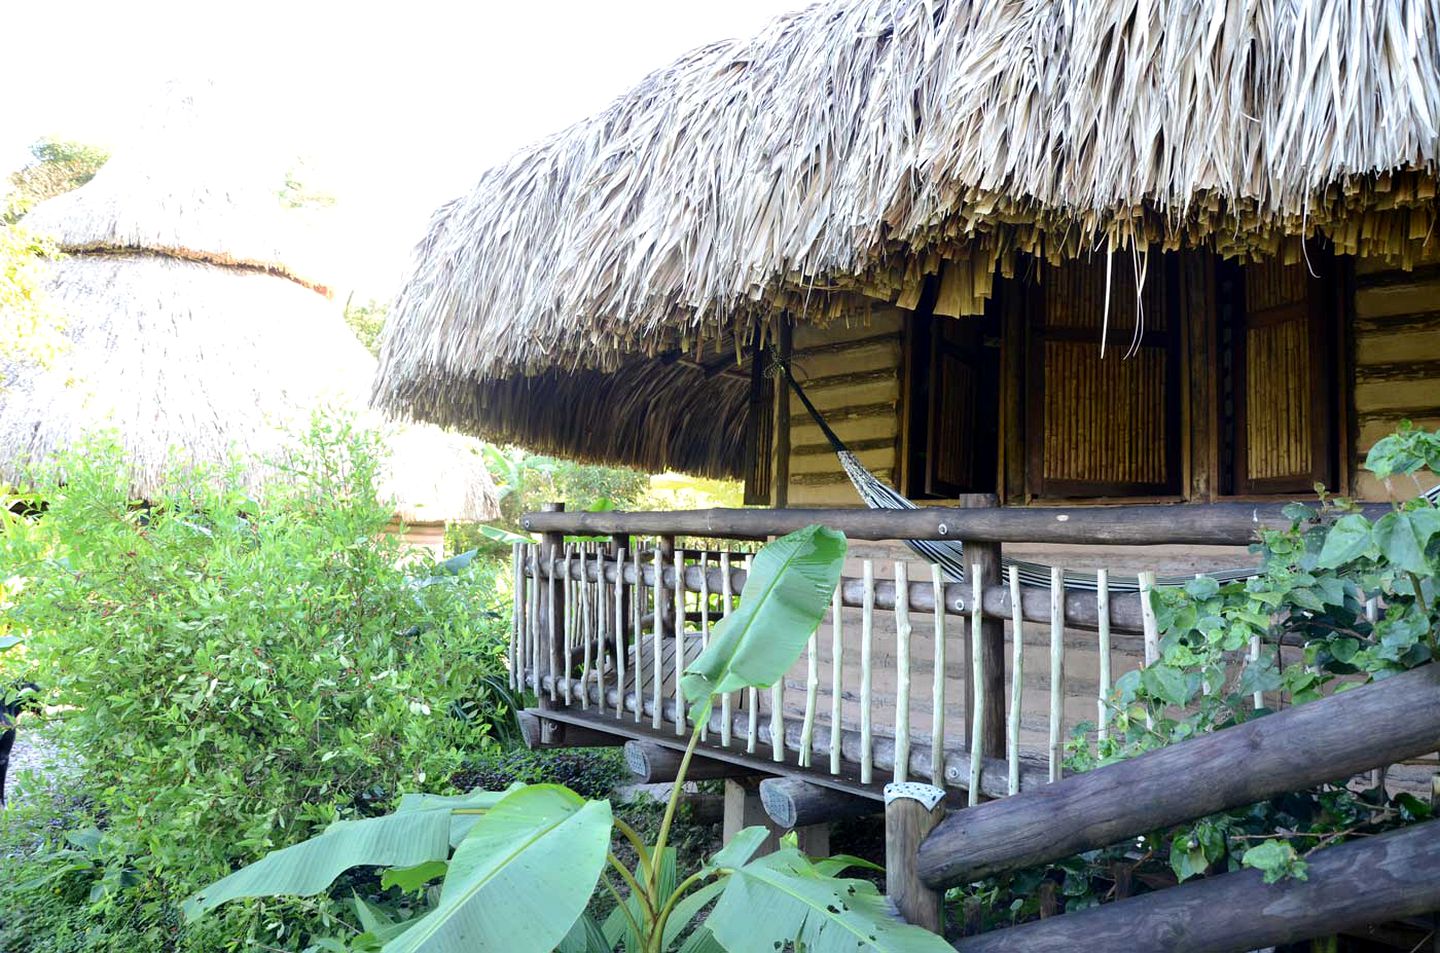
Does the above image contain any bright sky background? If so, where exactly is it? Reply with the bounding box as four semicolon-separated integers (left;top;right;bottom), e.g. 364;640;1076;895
3;0;801;299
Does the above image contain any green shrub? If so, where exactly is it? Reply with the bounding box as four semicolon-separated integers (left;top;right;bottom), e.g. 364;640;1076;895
0;419;514;950
452;748;627;802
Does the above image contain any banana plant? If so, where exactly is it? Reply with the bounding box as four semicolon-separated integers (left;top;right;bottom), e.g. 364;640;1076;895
185;525;952;953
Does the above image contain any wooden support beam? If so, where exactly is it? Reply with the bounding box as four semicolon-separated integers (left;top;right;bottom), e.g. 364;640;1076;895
724;777;829;856
623;740;754;783
522;502;1393;546
954;820;1440;953
758;777;878;829
518;710;626;750
885;783;946;935
918;664;1440;888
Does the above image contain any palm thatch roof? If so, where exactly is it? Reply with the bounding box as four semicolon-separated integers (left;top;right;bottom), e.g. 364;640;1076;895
1;88;498;522
375;0;1440;478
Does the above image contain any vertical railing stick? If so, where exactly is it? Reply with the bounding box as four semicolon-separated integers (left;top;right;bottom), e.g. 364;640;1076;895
720;551;735;746
800;629;819;768
699;552;711;742
860;559;876;784
528;544;540;698
509;542;522;691
830;583;844;776
1139;570;1159;730
968;563;984;805
563;545;574;704
597;551;608;714
1049;565;1066;783
579;550;592;710
614;548;626;719
1007;564;1025;796
547;549;558;705
894;561;912;784
674;548;687;736
930;564;946;788
633;549;646;724
651;543;664;730
1096;568;1112;744
746;553;759;755
771;680;785;763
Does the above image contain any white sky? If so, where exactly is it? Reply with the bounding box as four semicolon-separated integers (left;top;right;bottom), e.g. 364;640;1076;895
2;0;800;299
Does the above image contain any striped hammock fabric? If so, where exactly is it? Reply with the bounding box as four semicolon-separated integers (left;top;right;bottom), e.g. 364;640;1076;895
779;362;1439;594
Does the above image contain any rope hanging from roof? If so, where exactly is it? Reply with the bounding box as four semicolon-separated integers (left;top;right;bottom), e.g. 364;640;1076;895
776;358;1439;595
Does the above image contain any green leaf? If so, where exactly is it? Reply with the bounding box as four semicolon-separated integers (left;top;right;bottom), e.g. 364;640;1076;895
681;526;846;721
184;803;459;919
0;634;20;652
707;848;952;952
475;524;537;547
395;786;517;846
382;785;612;953
661;878;727;951
555;912;612;953
1240;840;1308;884
1139;664;1193;707
1372;511;1438;574
705;826;770;874
1183;576;1220;600
1316;515;1373;568
381;860;448;893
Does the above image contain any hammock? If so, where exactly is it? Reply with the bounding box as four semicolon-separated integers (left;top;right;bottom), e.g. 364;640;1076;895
778;361;1438;594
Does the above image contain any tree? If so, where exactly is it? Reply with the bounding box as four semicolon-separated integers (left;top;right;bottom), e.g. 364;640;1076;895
3;138;110;223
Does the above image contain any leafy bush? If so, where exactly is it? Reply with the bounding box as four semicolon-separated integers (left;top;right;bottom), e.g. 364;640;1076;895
0;420;514;951
953;425;1439;930
453;748;627;802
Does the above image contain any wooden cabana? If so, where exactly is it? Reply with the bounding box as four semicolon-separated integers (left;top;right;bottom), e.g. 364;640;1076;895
0;86;498;539
375;0;1439;944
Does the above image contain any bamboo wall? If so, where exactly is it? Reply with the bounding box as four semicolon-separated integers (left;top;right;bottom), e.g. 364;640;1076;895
1352;249;1440;501
785;311;904;506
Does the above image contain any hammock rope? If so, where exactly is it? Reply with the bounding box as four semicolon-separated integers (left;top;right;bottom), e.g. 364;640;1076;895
776;358;1438;595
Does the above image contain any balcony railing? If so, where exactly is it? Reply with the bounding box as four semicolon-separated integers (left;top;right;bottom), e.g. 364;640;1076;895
507;502;1390;803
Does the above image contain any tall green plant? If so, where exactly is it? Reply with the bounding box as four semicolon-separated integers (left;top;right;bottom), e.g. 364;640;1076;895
188;525;953;953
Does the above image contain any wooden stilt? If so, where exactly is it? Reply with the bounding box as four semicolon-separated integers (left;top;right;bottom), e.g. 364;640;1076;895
885;782;946;935
760;777;876;828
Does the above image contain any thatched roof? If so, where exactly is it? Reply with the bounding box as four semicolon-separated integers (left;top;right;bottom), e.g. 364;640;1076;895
1;89;498;522
375;0;1440;478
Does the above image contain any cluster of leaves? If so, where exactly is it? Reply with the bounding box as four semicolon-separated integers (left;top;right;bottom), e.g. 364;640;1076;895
954;424;1439;927
184;524;956;953
0;419;517;951
451;748;628;802
3;138;110;223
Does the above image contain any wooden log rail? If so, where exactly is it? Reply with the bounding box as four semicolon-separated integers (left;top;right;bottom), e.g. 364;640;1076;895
526;544;1154;633
520;501;1392;546
916;662;1440;888
954;820;1440;953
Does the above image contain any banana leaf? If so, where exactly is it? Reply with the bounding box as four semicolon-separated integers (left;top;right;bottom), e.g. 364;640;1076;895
382;784;612;953
705;848;952;953
681;525;846;721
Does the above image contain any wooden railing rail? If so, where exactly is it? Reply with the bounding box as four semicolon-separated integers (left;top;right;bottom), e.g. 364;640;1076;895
519;502;1392;546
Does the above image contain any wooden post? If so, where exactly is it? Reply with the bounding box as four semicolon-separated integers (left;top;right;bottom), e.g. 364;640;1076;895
614;547;627;721
1049;565;1065;783
968;563;985;805
1096;568;1112;743
959;497;1005;760
720;551;735;746
1007;564;1024;796
509;542;523;691
829;584;844;776
885;782;946;935
539;504;566;722
674;547;687;736
930;564;946;787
